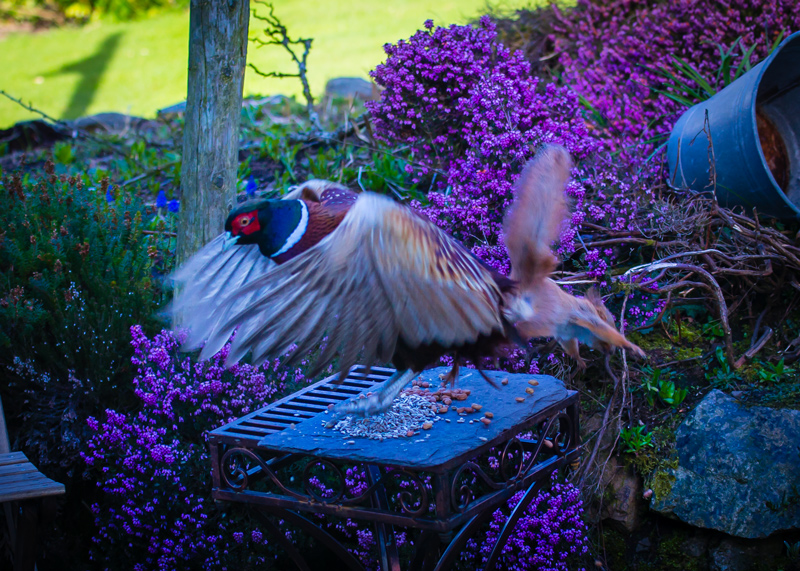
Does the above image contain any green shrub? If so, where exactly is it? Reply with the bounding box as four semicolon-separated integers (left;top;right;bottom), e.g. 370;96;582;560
620;425;654;455
706;346;742;389
640;367;687;409
755;358;795;385
0;161;172;473
0;0;188;24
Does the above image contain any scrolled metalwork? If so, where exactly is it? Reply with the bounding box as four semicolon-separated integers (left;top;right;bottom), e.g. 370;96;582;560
554;410;574;454
515;411;575;477
450;461;504;512
219;447;306;500
500;437;525;482
536;411;573;455
386;469;430;517
302;458;346;503
220;449;434;517
340;475;387;507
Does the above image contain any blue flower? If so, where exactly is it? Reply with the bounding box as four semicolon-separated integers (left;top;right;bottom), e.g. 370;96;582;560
106;186;115;203
245;175;257;197
167;199;180;213
156;189;167;209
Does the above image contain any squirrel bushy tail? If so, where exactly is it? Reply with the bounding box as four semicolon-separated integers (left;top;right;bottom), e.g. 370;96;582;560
503;144;573;286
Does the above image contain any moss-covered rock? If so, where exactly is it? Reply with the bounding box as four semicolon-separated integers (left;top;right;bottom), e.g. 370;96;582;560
651;390;800;538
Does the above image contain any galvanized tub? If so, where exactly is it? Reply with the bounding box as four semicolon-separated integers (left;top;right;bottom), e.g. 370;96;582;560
667;31;800;219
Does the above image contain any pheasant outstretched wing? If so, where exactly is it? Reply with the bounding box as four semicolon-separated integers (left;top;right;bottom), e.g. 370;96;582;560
184;192;507;379
169;234;275;329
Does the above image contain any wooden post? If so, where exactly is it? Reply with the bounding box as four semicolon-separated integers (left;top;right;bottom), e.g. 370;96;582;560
178;0;250;265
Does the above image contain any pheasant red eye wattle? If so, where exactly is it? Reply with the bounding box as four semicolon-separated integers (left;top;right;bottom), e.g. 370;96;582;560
233;213;260;235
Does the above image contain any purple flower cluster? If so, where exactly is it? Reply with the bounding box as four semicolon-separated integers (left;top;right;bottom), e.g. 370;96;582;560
367;16;598;273
82;326;309;570
553;0;800;151
462;473;589;571
82;328;396;570
367;18;498;176
367;16;670;351
367;7;793;329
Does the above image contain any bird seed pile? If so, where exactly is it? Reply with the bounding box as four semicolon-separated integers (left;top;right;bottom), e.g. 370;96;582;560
327;375;541;441
328;393;442;441
327;376;527;441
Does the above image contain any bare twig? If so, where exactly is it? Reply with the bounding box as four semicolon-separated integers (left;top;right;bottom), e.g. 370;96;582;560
1;89;73;130
117;160;180;188
249;2;321;131
734;327;773;368
623;259;735;367
577;292;633;491
577;364;621;488
0;89;135;161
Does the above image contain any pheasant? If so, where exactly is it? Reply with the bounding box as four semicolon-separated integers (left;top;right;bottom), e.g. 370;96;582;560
172;145;644;417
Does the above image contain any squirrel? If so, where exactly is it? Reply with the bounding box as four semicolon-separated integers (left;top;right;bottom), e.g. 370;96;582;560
503;145;645;368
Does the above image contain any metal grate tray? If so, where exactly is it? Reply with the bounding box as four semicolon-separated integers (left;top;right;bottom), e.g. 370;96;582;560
208;365;395;446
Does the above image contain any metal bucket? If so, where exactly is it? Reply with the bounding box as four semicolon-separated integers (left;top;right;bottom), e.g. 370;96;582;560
667;31;800;219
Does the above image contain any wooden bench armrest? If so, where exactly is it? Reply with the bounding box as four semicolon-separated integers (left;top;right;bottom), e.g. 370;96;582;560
0;452;65;503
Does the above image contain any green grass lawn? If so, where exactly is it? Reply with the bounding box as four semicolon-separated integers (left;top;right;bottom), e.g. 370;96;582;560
0;1;534;128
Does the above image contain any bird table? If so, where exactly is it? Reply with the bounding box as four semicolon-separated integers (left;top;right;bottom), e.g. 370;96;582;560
209;366;580;571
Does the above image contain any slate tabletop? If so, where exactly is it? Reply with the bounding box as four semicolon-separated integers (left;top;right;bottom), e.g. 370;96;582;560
258;367;568;472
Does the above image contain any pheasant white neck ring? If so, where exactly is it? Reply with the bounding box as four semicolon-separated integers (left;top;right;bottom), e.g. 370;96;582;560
271;199;309;258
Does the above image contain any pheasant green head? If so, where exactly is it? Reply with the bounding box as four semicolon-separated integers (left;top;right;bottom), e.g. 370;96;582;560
224;198;308;258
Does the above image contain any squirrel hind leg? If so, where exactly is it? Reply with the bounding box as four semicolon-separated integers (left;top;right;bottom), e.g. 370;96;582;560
559;338;586;369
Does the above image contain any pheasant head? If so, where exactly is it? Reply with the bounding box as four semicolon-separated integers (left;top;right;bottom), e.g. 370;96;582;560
224;198;308;258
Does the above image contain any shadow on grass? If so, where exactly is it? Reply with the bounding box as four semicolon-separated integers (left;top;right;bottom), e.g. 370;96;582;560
46;32;122;119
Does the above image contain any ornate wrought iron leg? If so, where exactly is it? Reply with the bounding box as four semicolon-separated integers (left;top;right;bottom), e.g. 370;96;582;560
482;479;548;571
251;508;312;571
409;530;442;571
253;507;367;571
367;465;401;571
432;510;497;571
